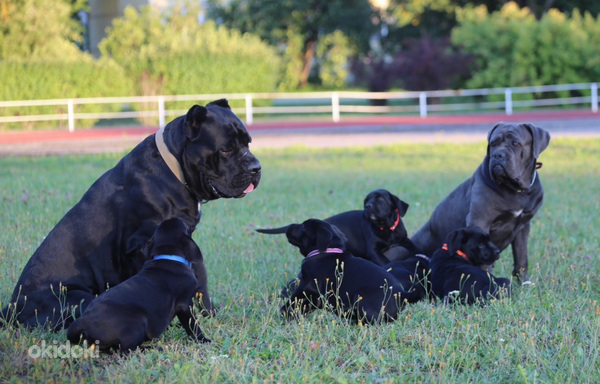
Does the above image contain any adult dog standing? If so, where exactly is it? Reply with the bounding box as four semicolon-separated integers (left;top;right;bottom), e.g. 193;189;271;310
2;99;261;330
408;123;550;283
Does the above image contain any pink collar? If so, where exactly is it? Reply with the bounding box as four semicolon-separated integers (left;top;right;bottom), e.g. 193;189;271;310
306;248;344;258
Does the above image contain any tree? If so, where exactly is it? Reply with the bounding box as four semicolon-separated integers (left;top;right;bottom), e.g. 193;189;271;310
99;1;281;123
0;0;86;60
451;2;600;88
207;0;377;89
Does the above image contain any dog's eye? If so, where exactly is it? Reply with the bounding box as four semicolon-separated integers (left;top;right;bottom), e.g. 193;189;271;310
512;141;521;147
220;148;233;154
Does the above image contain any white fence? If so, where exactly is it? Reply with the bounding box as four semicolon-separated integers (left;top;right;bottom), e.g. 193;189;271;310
0;82;598;131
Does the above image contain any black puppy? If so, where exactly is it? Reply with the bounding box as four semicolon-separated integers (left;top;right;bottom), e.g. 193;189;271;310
429;226;511;305
258;189;418;265
281;219;407;324
67;218;210;352
382;254;430;304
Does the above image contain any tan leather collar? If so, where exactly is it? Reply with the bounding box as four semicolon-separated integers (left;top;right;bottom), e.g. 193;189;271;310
155;125;186;185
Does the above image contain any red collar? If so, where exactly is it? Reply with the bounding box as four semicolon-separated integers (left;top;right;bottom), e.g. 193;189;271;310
441;243;469;262
381;209;401;231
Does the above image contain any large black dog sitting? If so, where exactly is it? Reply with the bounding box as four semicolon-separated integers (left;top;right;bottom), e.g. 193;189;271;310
2;99;261;330
281;219;409;324
67;218;210;352
429;226;511;305
258;189;419;266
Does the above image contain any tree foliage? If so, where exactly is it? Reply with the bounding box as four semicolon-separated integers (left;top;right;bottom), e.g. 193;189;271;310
452;2;600;88
207;0;377;89
0;0;86;60
99;2;281;96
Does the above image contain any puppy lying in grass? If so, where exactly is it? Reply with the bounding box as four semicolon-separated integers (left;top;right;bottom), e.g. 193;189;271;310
67;218;210;352
429;226;511;305
281;218;410;324
383;253;430;303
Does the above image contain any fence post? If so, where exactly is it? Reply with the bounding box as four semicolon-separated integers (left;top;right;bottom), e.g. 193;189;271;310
245;94;253;125
419;92;427;118
592;83;598;113
332;92;340;122
67;99;75;132
158;96;165;128
505;88;513;115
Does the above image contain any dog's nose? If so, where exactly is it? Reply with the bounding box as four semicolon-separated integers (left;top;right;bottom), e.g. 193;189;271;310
247;159;261;175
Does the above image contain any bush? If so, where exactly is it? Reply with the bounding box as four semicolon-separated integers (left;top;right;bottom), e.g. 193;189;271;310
100;4;282;124
0;58;134;130
452;2;600;89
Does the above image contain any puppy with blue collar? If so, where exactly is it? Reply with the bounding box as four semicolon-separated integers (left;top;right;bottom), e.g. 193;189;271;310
67;218;210;352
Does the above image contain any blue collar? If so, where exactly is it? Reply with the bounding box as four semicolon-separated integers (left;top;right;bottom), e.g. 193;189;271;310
153;255;191;267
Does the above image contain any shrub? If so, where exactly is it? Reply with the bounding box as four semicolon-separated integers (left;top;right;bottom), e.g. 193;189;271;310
452;2;600;89
0;58;134;130
99;4;282;124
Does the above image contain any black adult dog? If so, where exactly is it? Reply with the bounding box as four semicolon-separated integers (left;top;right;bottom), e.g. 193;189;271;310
281;219;407;324
257;189;418;266
2;99;261;330
67;218;210;352
429;226;511;305
401;123;550;283
382;254;430;304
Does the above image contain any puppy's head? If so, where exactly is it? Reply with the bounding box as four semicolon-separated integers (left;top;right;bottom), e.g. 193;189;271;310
444;226;500;266
143;218;200;262
285;219;346;257
363;189;409;231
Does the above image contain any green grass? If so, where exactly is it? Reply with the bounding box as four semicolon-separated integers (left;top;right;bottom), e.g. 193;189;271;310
0;138;599;383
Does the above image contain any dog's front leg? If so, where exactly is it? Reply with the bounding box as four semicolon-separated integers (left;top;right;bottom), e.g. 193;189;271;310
511;223;531;284
176;309;211;343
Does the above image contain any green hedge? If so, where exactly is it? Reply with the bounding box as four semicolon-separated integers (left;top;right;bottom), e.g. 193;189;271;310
0;58;134;130
452;3;600;89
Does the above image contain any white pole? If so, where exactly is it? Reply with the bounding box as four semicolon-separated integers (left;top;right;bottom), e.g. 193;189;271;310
419;92;427;118
158;96;165;128
67;99;75;132
332;92;340;122
245;94;253;125
591;83;598;113
505;88;513;115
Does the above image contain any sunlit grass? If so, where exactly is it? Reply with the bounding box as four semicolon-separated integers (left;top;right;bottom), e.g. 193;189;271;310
0;138;598;382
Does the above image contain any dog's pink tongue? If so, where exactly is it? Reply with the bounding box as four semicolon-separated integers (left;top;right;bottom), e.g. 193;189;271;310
243;183;255;194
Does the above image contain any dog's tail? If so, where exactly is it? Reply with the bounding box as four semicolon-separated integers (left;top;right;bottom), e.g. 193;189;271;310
255;225;290;234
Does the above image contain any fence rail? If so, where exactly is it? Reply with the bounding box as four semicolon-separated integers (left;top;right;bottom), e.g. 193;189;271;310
0;82;598;131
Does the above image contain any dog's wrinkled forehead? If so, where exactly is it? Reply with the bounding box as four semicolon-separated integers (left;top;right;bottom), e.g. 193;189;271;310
488;123;530;144
205;105;252;150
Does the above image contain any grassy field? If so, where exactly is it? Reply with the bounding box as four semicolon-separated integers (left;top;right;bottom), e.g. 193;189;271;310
0;137;599;383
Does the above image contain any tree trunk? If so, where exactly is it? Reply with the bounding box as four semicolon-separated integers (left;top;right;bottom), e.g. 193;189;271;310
299;38;317;88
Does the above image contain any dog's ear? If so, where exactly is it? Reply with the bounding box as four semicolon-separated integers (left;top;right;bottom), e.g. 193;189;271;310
185;105;208;142
390;193;409;217
445;228;466;255
315;225;335;252
523;123;550;158
486;122;503;156
207;98;231;110
186;104;208;124
329;224;347;250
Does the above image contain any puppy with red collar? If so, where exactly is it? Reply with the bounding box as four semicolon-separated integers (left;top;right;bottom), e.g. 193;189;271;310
281;219;408;324
429;226;511;304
